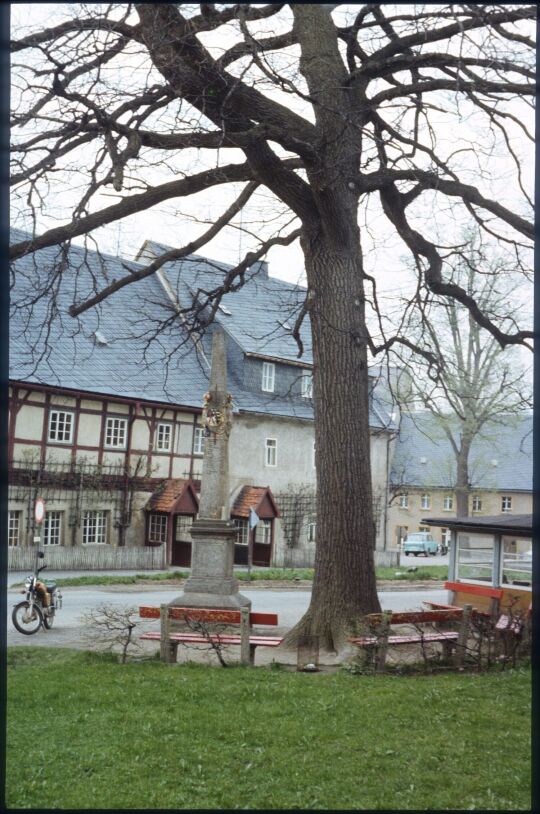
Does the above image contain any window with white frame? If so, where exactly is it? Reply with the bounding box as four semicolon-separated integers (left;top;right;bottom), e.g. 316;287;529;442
8;511;21;546
105;417;127;449
398;494;409;509
234;518;249;545
156;422;172;452
456;533;494;584
193;426;205;456
257;519;272;544
472;495;483;512
307;521;316;543
43;511;62;546
149;514;168;543
501;495;512;513
265;438;277;467
262;362;275;393
443;494;454;511
83;511;108;544
502;536;531;587
301;370;313;398
48;410;74;444
175;515;193;540
420;493;431;510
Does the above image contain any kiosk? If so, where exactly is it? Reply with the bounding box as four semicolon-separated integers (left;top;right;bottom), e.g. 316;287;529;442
423;514;532;615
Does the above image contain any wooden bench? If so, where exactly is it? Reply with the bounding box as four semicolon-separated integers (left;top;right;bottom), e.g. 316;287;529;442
139;606;282;666
493;603;531;658
349;607;473;672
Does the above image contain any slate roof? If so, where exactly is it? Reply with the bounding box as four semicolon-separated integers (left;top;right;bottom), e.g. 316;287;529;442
138;240;313;363
390;411;532;492
9;228;210;407
9;229;396;429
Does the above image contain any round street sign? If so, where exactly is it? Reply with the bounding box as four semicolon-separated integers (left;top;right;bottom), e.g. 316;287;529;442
34;498;45;525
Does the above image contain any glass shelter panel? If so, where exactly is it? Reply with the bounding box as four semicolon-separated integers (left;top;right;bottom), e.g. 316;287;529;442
455;533;494;584
502;536;532;588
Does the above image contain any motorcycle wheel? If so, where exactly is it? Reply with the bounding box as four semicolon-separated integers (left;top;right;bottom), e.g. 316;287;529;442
12;601;44;635
43;606;55;629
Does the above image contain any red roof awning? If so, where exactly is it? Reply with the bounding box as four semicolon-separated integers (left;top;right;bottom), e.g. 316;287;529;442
231;485;280;519
145;478;199;514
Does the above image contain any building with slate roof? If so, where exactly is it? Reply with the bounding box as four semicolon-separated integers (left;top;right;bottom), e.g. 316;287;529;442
388;411;532;550
9;230;398;570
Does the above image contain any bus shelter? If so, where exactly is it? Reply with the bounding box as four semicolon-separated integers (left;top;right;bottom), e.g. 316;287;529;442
423;514;532;615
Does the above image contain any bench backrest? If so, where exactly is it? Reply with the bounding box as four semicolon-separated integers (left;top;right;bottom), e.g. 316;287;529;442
365;609;464;627
139;606;278;626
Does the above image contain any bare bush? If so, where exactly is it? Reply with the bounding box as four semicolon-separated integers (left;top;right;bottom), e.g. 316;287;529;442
80;603;142;663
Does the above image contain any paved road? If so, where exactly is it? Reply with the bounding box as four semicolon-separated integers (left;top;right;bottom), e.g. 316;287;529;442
6;583;448;650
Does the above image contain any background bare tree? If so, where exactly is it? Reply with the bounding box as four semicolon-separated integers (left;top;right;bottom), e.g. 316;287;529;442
10;4;534;649
392;234;532;516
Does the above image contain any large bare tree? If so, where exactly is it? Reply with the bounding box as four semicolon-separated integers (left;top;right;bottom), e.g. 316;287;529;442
10;4;534;649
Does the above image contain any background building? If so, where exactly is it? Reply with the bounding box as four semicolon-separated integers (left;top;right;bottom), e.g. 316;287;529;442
388;411;532;550
9;231;398;569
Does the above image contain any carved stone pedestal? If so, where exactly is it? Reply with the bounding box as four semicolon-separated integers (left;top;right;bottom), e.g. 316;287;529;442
168;518;251;610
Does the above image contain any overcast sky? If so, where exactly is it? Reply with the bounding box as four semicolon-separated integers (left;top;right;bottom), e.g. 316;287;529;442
10;3;534;369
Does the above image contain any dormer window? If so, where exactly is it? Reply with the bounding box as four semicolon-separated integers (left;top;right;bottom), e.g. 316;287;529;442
262;362;275;393
301;370;313;398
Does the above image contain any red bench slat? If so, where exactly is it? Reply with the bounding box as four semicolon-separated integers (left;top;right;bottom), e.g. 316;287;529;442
350;631;459;646
366;609;463;625
139;606;278;626
140;631;283;647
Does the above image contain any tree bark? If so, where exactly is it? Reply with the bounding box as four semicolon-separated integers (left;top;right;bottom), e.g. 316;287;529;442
455;437;472;517
283;223;381;652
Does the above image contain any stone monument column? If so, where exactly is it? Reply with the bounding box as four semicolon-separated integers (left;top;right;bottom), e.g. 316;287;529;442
169;330;250;610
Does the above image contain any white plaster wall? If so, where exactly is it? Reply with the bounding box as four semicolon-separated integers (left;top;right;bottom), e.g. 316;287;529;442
50;394;76;407
171;457;193;479
109;403;130;415
78;412;102;444
131;419;150;449
13;442;41;460
17;405;44;440
101;450;126;467
78;451;100;466
175;423;195;456
45;446;73;465
151;456;171;478
125;492;151;547
80;399;102;411
229;415;315;493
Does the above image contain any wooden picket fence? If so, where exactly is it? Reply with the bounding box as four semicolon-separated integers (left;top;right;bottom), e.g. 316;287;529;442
8;545;167;571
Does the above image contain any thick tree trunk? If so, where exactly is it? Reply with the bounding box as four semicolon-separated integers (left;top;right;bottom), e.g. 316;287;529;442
283;228;381;652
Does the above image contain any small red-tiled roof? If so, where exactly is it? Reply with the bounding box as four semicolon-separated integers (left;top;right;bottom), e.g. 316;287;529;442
146;479;198;513
231;485;280;519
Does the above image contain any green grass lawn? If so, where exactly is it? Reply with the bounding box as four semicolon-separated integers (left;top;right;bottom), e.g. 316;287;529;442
6;648;530;810
10;565;448;589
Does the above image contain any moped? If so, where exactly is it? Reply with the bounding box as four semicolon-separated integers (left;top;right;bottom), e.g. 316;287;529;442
12;551;62;634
